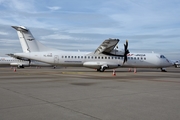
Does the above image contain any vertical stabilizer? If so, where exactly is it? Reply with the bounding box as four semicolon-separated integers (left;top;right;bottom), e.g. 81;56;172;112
12;26;54;52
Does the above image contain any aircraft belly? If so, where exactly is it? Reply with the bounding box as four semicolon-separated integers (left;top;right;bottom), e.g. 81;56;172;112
83;61;120;69
123;60;159;68
60;60;83;67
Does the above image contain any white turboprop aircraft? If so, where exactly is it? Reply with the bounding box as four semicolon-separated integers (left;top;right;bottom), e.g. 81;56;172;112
0;57;53;68
10;26;172;72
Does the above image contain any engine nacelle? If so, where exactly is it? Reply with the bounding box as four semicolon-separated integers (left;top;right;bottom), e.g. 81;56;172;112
109;49;124;56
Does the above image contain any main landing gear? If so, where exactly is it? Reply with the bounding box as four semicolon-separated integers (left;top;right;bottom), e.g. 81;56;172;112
97;66;108;72
161;68;167;72
97;67;105;72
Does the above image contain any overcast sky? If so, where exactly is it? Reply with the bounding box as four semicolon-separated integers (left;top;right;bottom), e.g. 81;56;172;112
0;0;180;59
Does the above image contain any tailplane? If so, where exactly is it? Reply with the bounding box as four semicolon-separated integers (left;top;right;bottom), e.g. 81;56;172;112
12;26;54;52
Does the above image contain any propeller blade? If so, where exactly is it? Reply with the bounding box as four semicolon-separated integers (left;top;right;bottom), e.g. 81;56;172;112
123;56;127;64
123;40;130;64
28;59;31;65
126;40;128;48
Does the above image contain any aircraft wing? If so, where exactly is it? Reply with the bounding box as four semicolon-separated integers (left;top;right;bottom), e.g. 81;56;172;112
94;38;119;54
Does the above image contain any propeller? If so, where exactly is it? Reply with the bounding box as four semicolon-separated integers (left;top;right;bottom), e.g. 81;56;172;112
123;40;130;64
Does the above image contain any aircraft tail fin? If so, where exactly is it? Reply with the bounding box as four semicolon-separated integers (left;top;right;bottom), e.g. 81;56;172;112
12;26;54;52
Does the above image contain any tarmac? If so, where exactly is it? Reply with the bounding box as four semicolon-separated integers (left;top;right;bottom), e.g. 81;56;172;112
0;67;180;120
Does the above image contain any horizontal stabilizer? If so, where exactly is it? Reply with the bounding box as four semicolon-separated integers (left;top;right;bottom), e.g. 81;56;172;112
12;26;28;32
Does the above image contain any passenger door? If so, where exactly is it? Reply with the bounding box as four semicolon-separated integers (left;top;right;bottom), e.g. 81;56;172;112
54;55;59;64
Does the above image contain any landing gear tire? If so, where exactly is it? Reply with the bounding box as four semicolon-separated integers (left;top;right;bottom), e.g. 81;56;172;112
97;67;105;72
161;68;167;72
18;65;24;68
100;68;105;72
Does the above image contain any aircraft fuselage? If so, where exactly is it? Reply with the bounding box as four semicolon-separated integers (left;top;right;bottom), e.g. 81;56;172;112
14;51;172;70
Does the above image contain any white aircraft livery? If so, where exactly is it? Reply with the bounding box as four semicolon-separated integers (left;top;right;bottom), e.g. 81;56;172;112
10;26;172;72
0;57;53;68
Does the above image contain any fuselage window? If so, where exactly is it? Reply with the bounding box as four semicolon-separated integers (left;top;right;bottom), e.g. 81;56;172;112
81;56;83;59
134;57;136;60
95;56;97;59
88;56;90;59
101;57;103;59
62;56;64;58
111;57;113;59
144;57;146;60
65;56;67;58
84;56;86;59
108;57;110;59
131;57;133;60
128;57;130;59
75;56;76;58
68;56;70;58
141;57;143;60
98;56;100;59
91;56;93;59
71;56;73;58
137;57;139;60
78;56;80;59
105;57;107;59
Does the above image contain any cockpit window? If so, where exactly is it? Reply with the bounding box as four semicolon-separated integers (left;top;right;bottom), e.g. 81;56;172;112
160;55;166;58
